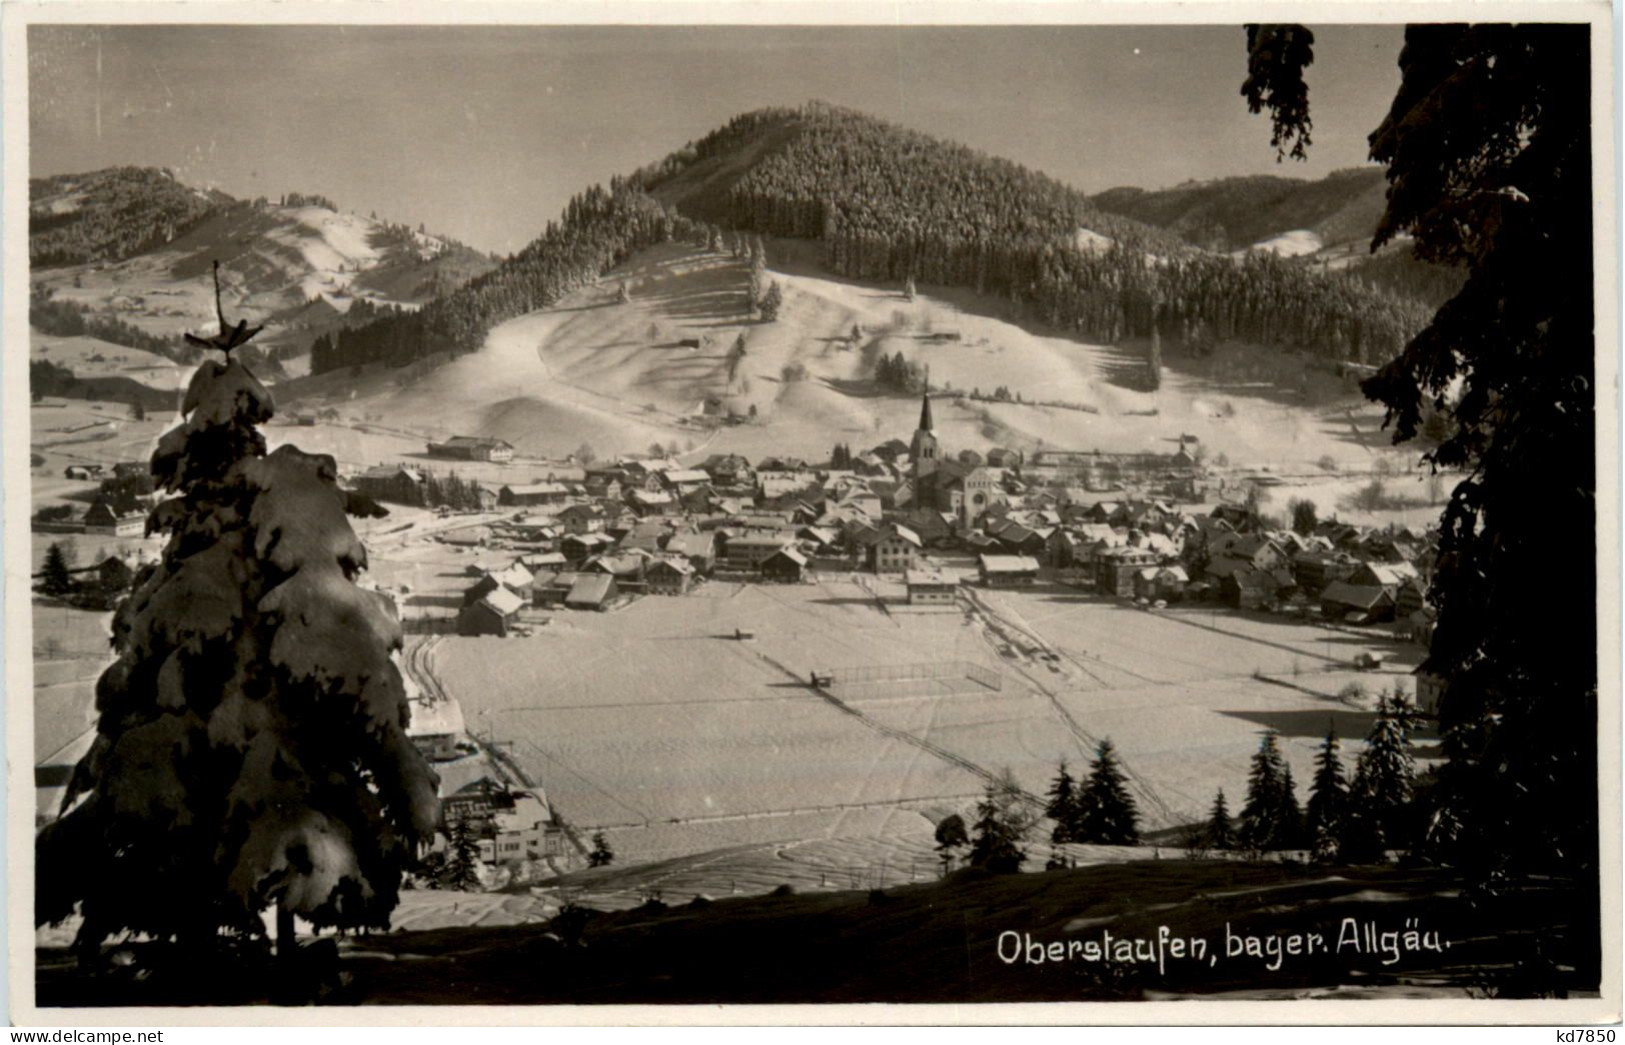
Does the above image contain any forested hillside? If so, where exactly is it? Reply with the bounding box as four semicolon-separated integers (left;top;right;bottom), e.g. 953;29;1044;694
309;187;703;373
636;103;1431;365
30;167;228;268
323;102;1436;374
1089;168;1388;252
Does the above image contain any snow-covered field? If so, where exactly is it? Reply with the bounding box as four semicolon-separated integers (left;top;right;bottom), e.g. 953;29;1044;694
428;580;1430;867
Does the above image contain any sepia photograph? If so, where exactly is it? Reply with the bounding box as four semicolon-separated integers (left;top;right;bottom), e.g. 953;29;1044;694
3;3;1617;1025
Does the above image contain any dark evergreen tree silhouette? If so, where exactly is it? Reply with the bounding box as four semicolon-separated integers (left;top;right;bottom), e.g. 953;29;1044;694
1076;740;1140;845
1044;760;1080;844
1345;694;1417;862
1245;22;1595;886
588;832;615;868
1306;722;1349;863
1239;730;1289;851
969;770;1033;873
934;812;968;875
40;542;73;596
444;817;483;891
1206;788;1235;851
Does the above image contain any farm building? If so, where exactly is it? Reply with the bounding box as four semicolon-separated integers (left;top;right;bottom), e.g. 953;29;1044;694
866;524;922;574
82;499;145;537
352;465;428;507
660;469;712;494
1320;581;1397;624
1219;568;1281;611
978;554;1040;587
760;547;809;583
427;436;514;463
63;464;103;481
564;573;617;611
906;569;958;605
457;586;526;637
499;481;571;507
645;557;696;595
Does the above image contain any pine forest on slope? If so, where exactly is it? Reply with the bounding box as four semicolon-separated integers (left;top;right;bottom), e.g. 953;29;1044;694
311;102;1440;378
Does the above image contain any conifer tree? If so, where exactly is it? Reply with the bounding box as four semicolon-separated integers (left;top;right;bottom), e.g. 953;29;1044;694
1277;763;1304;849
1076;739;1140;845
444;816;483;891
1045;760;1079;844
588;832;615;868
35;276;439;964
40;541;73;596
1239;730;1288;851
1206;788;1235;850
1306;722;1349;862
759;280;784;322
934;813;968;876
969;770;1034;873
1346;694;1417;861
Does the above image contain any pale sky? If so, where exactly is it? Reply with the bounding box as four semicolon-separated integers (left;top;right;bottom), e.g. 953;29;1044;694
29;25;1405;255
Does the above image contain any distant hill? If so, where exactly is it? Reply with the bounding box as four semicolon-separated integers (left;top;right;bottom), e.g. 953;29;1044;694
1091;168;1465;308
28;167;497;374
1089;167;1389;253
30;166;231;269
320;102;1437;379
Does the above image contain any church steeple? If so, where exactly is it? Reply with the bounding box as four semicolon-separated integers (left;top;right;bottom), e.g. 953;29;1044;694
909;386;939;478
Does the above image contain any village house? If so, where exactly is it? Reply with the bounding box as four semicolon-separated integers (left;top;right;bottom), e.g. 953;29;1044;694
462;563;535;607
457;586;526;637
560;531;616;564
906;568;958;605
979;554;1041;587
867;523;922;574
1292;549;1361;595
722;531;796;569
1319;580;1397;624
63;464;104;481
479;790;570;867
531;571;579;607
427;436;515;463
645;556;696;595
760;546;810;583
405;693;466;762
1134;564;1190;602
1096;545;1161;597
662;531;716;574
585;550;652;592
564;573;617;611
557;504;609;535
660;469;712;495
699;453;753;487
